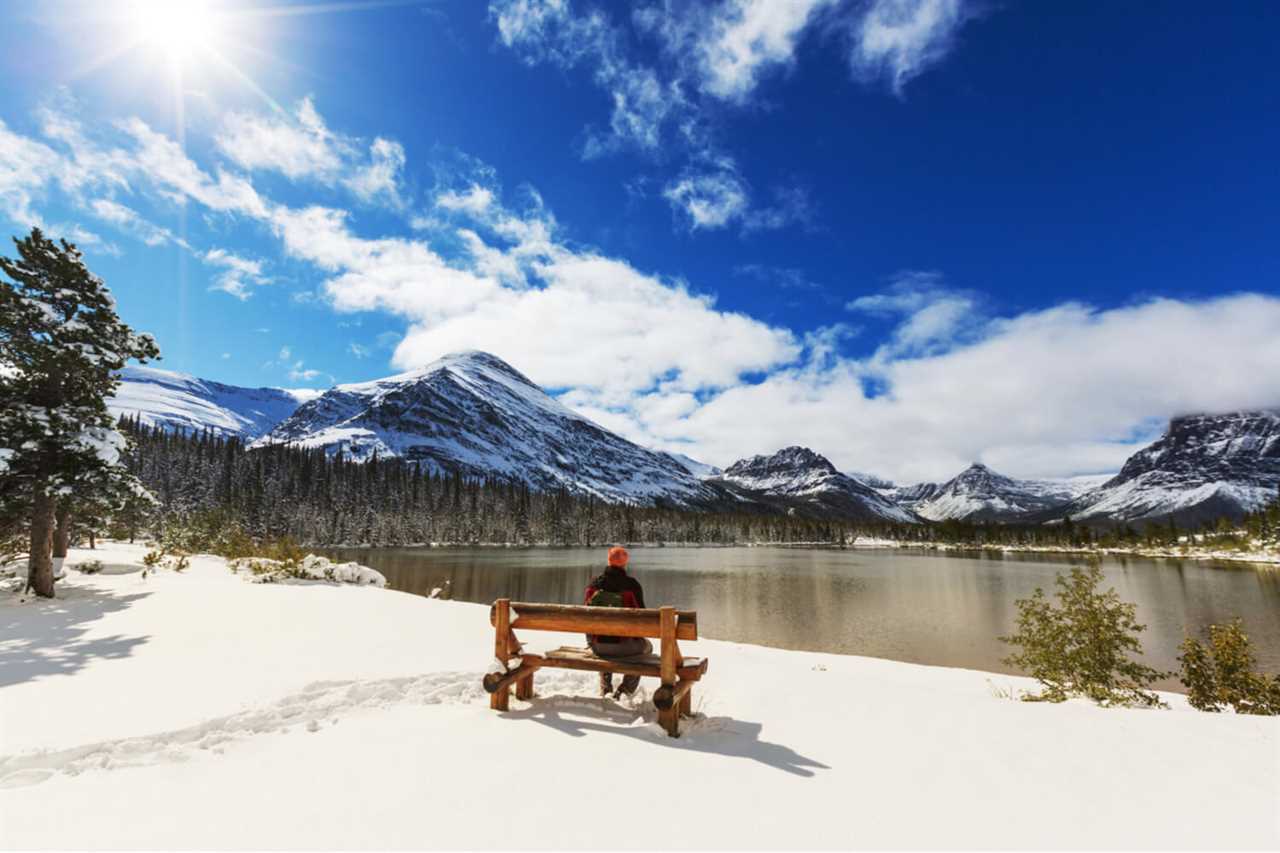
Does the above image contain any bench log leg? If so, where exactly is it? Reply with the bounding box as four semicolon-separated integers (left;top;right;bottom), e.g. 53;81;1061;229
679;686;693;718
516;671;534;701
658;607;680;737
491;598;511;712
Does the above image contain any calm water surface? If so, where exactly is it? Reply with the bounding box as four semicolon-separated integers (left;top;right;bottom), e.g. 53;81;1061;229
327;545;1280;688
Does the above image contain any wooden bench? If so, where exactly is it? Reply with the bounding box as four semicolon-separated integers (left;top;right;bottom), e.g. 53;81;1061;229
481;599;709;737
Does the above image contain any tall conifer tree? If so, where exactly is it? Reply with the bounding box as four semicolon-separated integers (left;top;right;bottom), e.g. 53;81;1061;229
0;228;160;596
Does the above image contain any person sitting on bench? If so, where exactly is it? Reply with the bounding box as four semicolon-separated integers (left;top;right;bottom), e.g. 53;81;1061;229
584;546;652;698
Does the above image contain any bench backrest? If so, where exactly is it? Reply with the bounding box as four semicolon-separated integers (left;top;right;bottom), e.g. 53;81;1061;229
490;601;698;641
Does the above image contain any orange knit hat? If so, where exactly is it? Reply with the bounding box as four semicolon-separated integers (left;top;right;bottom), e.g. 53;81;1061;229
607;546;629;568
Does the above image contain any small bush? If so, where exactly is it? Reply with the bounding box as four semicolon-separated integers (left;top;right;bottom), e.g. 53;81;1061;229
77;559;104;574
1001;562;1168;707
1179;620;1280;715
142;550;163;568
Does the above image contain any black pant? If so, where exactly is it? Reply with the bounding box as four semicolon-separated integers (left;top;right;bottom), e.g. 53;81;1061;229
589;637;653;658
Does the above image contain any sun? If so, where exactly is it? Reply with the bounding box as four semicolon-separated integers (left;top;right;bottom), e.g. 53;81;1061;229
127;0;223;65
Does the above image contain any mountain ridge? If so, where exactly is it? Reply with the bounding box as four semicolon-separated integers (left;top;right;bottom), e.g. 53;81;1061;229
107;354;1279;526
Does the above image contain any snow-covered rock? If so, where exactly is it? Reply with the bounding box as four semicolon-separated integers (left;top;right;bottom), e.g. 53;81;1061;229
228;554;386;586
254;351;725;507
713;446;919;523
110;365;319;439
1063;409;1280;525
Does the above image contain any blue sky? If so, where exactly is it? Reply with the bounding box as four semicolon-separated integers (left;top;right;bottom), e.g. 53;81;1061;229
1;0;1278;482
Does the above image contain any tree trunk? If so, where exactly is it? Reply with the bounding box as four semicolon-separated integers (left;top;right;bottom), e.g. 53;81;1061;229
27;489;56;598
53;504;72;558
89;529;96;549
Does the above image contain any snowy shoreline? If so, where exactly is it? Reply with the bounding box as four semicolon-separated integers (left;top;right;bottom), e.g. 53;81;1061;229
320;537;1280;567
2;542;1277;849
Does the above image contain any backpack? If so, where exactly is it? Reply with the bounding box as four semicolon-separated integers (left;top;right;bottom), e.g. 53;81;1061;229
587;588;626;608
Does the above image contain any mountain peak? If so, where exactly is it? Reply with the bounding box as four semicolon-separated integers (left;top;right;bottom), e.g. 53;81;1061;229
1064;408;1280;525
717;446;917;523
253;349;719;506
724;446;837;477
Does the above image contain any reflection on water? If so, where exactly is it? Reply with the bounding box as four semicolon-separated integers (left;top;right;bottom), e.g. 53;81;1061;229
326;545;1280;688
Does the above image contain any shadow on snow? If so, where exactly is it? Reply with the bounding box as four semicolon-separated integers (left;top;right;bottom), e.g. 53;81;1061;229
0;583;150;687
502;692;830;777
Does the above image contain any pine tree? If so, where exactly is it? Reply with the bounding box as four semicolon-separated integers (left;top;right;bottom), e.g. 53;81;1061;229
0;228;160;596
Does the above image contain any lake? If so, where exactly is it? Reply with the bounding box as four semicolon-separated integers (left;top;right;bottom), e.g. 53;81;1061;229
326;545;1280;689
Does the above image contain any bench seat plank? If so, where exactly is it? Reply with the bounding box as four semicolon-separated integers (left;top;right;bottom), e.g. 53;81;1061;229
523;646;708;680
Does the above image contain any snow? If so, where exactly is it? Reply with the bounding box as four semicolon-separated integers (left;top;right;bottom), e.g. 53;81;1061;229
227;554;387;586
2;542;1276;849
666;450;722;479
109;365;317;439
253;351;719;506
719;447;918;523
1072;476;1279;522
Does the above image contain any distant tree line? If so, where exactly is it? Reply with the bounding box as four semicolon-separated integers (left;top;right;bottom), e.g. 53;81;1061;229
77;418;1280;553
115;418;884;548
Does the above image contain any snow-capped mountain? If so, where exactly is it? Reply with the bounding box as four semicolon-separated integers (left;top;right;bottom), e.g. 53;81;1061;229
254;351;724;506
846;469;895;489
712;446;919;523
1061;410;1280;525
665;452;723;479
109;366;319;439
892;463;1108;522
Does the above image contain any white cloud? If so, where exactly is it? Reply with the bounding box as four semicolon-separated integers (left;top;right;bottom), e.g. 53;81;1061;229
436;184;496;217
347;137;405;205
89;199;182;247
216;97;347;181
615;293;1280;483
348;342;371;359
288;363;324;382
0;118;63;228
492;0;685;156
122;118;269;219
662;166;749;230
850;0;972;93
492;0;980;156
8;99;1277;488
847;271;979;357
641;0;838;104
214;97;405;206
203;248;269;300
661;161;811;232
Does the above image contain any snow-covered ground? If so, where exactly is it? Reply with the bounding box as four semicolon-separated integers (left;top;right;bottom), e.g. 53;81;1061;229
849;536;1280;565
2;543;1277;849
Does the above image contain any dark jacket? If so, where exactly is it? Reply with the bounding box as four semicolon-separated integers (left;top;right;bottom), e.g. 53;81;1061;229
583;566;645;643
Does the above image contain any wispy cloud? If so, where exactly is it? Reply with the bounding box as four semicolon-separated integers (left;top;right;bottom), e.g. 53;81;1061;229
489;0;973;236
662;160;813;233
846;270;980;357
89;199;182;248
215;96;406;207
203;248;270;301
850;0;974;94
735;263;823;290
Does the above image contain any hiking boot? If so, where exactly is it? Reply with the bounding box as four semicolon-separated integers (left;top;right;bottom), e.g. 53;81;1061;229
613;674;641;698
599;672;613;696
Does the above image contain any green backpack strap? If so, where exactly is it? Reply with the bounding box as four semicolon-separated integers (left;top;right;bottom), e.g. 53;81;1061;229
587;589;626;608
